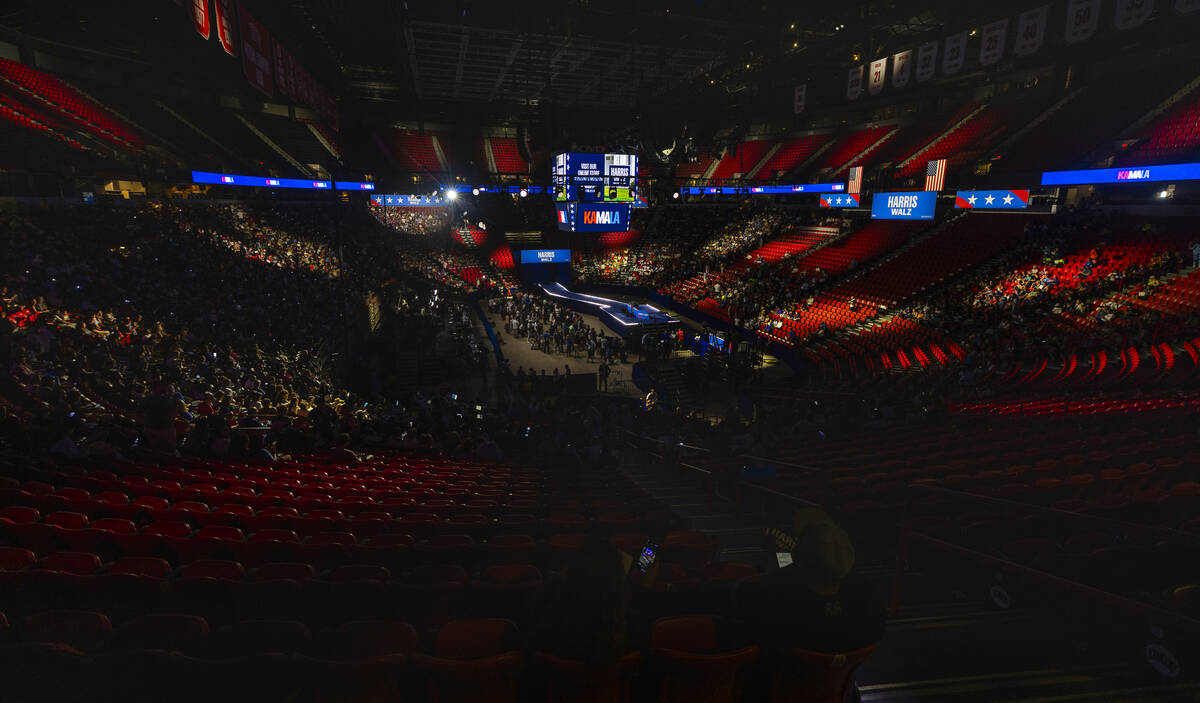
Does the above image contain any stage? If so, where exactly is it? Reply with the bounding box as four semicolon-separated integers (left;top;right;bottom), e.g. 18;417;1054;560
538;282;679;334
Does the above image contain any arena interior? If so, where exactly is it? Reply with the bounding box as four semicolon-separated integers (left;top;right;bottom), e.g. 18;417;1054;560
1;1;1200;700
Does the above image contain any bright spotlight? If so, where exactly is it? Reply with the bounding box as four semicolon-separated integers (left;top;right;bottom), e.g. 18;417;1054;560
471;188;480;196
519;189;528;198
672;192;680;199
1158;190;1169;199
446;189;458;201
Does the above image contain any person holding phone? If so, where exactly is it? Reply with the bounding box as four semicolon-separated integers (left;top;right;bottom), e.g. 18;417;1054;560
733;521;886;654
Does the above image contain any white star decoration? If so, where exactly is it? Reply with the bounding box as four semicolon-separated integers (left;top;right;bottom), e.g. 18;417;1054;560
984;195;995;204
967;195;977;204
1002;194;1014;205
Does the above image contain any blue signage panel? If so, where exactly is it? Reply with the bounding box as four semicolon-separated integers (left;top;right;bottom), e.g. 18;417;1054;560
335;181;375;191
520;249;572;264
556;202;631;232
955;190;1029;209
1040;162;1200;186
819;193;861;208
870;191;937;220
192;170;332;190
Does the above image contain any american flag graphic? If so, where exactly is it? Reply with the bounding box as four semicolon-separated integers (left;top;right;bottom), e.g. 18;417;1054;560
924;159;946;192
847;166;863;194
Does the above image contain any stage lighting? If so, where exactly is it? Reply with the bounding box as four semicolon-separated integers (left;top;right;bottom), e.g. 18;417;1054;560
446;189;458;201
471;188;480;196
672;192;680;199
519;189;528;198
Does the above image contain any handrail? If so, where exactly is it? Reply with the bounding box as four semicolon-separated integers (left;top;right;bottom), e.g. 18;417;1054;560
905;531;1200;632
905;483;1200;543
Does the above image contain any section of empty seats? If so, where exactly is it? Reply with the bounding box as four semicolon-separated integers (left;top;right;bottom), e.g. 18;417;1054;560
708;139;774;181
754;134;828;181
811;125;896;174
999;62;1198;171
1122;85;1200;165
0;57;144;151
379;130;445;172
487;137;528;174
895;102;1044;176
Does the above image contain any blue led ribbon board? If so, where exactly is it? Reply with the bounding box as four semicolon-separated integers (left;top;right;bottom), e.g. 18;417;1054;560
1040;162;1200;186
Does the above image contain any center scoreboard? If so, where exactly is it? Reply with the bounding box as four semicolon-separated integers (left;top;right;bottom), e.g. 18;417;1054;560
553;152;636;232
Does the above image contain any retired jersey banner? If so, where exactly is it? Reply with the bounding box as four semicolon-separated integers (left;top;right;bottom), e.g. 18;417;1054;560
819;193;861;208
943;32;967;75
1115;0;1155;28
273;40;295;96
214;0;236;56
916;41;937;82
793;84;806;114
1065;0;1101;43
238;2;272;96
979;19;1008;66
1179;0;1200;14
847;65;864;100
868;57;887;95
892;50;912;89
955;190;1030;209
191;0;211;40
1014;5;1049;56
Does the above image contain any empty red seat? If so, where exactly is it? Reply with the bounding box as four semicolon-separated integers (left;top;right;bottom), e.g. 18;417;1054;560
180;560;246;580
23;610;113;650
0;546;36;571
38;551;102;575
110;556;173;579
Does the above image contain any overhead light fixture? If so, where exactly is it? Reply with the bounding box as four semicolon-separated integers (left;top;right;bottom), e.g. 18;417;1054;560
445;189;458;201
1158;190;1169;199
672;192;680;199
969;29;978;36
519;188;528;198
789;23;795;29
471;188;480;196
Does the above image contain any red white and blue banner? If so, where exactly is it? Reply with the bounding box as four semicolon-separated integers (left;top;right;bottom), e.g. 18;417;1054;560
955;190;1030;209
191;0;211;40
1065;0;1101;43
916;41;937;83
820;193;861;208
848;166;863;194
238;2;273;97
1014;5;1049;56
868;57;887;95
1115;0;1154;29
979;19;1008;66
847;65;864;100
942;32;967;75
892;50;912;89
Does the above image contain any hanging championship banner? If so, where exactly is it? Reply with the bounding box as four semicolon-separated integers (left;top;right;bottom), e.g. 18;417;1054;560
273;40;294;97
868;57;887;95
942;32;967;75
916;41;937;82
847;65;864;100
1014;5;1049;56
1065;0;1101;43
892;50;912;89
213;0;236;56
191;0;211;40
793;84;806;114
1115;0;1155;29
238;2;273;96
979;19;1008;66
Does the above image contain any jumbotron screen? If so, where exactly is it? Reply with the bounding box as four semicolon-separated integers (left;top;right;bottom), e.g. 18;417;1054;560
552;153;638;203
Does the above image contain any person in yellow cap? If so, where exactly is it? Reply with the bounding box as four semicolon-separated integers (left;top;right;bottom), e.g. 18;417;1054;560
734;521;886;654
